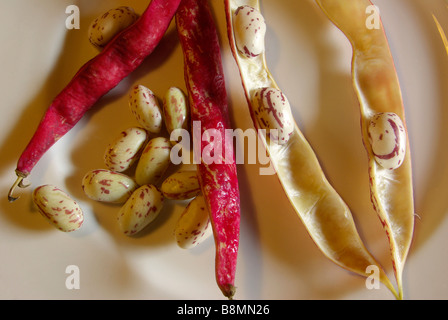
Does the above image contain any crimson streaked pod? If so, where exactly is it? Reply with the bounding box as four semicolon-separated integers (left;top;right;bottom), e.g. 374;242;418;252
368;112;406;170
252;87;294;145
33;185;84;232
233;5;266;58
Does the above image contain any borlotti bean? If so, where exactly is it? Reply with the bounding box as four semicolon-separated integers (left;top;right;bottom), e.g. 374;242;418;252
135;137;172;186
82;169;137;203
129;85;163;134
117;185;164;236
225;0;397;298
252;87;295;144
88;7;139;49
161;170;200;200
104;127;148;172
174;195;212;249
32;185;84;232
233;5;266;58
162;87;189;138
368;112;406;170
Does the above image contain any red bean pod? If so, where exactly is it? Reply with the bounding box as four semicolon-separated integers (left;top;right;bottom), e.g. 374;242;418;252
8;0;182;202
176;0;241;299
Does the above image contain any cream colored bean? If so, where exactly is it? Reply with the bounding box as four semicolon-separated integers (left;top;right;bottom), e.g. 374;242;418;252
161;170;200;200
174;195;212;249
234;5;266;58
33;185;84;232
368;112;407;170
252;87;294;144
135;137;172;186
104;127;148;172
82;169;137;203
129;85;163;134
88;6;139;49
162;87;189;139
117;185;164;236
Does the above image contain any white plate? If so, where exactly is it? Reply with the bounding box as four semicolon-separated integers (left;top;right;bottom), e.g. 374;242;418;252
0;0;447;300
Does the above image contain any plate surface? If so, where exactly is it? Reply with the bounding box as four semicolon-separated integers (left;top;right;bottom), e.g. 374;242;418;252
0;0;447;300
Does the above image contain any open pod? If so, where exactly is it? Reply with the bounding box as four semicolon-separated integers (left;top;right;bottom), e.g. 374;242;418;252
316;0;415;299
225;0;398;298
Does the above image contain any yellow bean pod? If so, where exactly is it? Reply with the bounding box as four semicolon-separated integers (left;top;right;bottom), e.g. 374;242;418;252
225;0;397;298
316;0;415;299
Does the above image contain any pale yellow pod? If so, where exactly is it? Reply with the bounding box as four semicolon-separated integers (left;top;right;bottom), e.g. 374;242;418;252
88;6;139;49
135;137;172;186
82;169;137;203
129;85;163;134
162;87;189;137
117;185;165;236
33;185;84;232
161;170;200;200
174;195;212;249
104;127;148;172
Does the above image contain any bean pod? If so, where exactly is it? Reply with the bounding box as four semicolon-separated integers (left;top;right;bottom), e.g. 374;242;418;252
177;0;241;299
82;169;137;203
316;0;415;299
104;127;148;172
225;0;397;298
33;185;84;232
117;185;164;236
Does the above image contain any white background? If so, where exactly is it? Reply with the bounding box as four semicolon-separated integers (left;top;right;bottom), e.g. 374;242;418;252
0;0;446;300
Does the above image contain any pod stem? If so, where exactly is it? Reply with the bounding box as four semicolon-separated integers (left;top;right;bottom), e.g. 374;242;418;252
8;171;30;202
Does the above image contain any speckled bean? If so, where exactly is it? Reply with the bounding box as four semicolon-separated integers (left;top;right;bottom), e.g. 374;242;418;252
88;6;139;49
129;85;163;134
233;5;266;58
162;87;189;138
174;195;212;249
117;185;164;236
161;170;200;200
368;112;407;170
135;137;172;186
252;87;294;144
32;185;84;232
82;169;137;203
104;127;148;172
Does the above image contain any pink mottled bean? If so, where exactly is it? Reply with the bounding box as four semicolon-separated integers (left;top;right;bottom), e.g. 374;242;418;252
129;85;163;134
104;127;148;172
135;137;172;186
174;195;212;249
82;169;137;203
161;170;200;200
33;185;84;232
117;185;164;236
